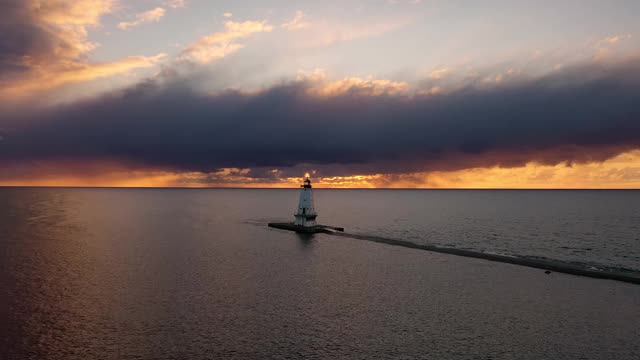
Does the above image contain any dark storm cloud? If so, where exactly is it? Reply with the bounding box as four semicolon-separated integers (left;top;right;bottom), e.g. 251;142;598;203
1;59;640;176
0;1;52;80
0;2;33;78
0;0;97;83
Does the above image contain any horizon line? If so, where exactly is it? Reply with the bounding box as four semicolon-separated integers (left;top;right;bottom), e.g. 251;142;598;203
0;186;638;191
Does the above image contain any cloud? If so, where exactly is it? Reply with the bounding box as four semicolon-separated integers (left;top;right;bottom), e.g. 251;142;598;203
416;86;443;95
315;77;409;96
2;57;639;184
297;69;409;96
35;0;114;27
593;34;634;61
118;7;166;30
602;34;632;45
0;0;114;80
281;11;310;31
167;0;186;8
429;67;451;79
0;0;165;98
223;12;233;18
2;54;167;97
180;20;273;63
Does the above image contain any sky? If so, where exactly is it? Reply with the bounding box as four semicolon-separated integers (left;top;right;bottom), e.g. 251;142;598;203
1;0;639;188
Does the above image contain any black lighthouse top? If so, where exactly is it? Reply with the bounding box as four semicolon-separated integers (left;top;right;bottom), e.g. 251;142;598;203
301;177;312;188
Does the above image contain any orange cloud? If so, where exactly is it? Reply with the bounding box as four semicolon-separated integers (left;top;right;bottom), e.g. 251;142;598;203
118;7;166;30
1;0;166;99
281;11;311;31
429;67;451;79
29;0;115;60
2;54;167;98
298;69;410;96
181;20;273;64
316;77;409;96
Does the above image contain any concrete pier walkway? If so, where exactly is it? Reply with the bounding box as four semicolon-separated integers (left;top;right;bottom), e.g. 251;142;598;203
268;223;640;285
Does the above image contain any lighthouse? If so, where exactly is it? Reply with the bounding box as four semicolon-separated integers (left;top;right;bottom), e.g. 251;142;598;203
268;176;343;233
294;176;318;227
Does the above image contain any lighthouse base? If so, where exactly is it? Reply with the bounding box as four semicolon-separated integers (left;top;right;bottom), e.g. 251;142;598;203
268;222;344;234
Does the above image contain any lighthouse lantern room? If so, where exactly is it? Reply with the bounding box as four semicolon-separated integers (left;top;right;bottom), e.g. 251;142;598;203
294;176;318;227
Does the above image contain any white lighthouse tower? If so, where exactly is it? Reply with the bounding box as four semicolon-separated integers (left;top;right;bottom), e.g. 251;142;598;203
268;175;343;233
294;176;318;227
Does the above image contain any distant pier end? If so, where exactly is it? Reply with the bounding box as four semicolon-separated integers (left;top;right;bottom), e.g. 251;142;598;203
268;176;344;234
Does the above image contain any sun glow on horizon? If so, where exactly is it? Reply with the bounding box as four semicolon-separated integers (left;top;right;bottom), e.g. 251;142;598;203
1;151;639;189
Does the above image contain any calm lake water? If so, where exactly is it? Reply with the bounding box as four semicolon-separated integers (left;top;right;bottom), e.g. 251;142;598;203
1;188;639;359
